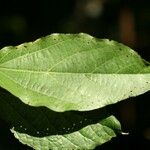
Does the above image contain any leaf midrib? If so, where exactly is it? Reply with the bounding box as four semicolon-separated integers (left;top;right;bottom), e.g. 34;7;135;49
0;67;149;75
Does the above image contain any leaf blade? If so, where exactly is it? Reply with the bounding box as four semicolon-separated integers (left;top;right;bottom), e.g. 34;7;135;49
11;115;120;150
0;33;150;111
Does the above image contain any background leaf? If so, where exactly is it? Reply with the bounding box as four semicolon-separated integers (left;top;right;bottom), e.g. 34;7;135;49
0;33;150;112
11;115;120;150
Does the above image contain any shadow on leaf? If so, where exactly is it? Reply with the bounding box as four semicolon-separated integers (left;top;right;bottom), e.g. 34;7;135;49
0;87;118;137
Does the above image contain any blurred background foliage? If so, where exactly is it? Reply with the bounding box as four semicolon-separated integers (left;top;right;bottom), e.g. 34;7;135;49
0;0;150;149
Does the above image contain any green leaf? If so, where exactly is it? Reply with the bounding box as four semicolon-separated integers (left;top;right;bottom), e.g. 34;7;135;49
0;33;150;111
11;115;120;150
0;89;121;150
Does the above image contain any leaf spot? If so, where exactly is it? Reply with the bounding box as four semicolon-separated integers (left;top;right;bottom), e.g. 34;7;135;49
23;45;27;48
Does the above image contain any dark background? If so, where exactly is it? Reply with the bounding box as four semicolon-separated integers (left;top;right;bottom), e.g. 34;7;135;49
0;0;150;149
